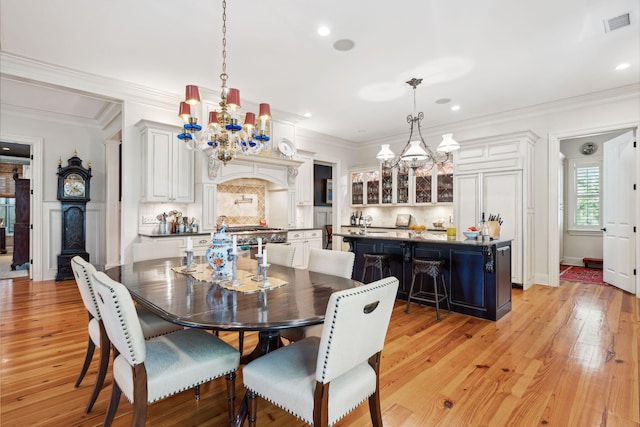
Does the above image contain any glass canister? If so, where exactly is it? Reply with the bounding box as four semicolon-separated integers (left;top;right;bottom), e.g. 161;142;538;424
205;233;233;279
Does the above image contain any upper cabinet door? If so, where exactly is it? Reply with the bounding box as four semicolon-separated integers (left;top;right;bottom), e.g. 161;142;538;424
138;121;195;203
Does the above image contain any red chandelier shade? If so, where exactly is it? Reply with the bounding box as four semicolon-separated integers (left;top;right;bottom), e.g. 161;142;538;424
178;102;191;119
185;85;201;105
243;112;256;127
226;88;240;107
259;103;271;119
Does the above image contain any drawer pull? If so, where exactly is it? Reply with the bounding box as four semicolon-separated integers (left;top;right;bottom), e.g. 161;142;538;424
199;240;208;244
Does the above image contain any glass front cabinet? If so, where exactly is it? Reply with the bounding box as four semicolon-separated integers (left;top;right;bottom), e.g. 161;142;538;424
350;162;453;206
351;169;380;205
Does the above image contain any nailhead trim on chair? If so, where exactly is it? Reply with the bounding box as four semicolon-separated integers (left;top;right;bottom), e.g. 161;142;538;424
106;286;140;365
244;388;371;427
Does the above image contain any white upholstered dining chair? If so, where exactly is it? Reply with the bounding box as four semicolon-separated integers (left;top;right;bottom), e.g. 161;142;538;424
307;248;355;279
243;276;399;427
264;243;296;267
91;271;241;427
70;256;183;413
281;248;356;343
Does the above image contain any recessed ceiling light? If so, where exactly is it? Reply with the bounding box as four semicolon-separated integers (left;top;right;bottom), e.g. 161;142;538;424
2;147;10;151
616;63;630;70
333;39;355;52
317;26;330;37
451;105;460;111
303;112;312;118
435;98;451;104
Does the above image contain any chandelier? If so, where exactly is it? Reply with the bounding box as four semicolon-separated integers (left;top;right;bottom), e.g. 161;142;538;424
376;78;460;172
177;0;271;165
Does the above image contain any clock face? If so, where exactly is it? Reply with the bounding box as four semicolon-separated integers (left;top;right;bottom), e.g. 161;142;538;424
64;174;86;197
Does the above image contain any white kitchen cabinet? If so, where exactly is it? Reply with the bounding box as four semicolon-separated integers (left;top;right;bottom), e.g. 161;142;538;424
351;162;452;206
288;229;322;268
139;234;211;257
137;120;195;203
296;154;314;206
454;131;538;287
350;168;380;205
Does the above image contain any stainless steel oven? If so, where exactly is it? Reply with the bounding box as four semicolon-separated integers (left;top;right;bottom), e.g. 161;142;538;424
226;227;289;257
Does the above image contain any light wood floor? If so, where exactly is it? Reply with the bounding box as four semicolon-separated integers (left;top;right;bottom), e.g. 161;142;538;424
1;277;638;426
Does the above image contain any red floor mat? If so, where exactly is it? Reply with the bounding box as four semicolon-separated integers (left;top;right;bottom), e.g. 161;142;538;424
560;264;608;286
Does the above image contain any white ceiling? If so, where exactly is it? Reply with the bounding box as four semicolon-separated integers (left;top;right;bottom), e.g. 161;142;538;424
1;0;638;144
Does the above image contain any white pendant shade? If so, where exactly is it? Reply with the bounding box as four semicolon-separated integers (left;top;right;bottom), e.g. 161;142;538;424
401;140;428;160
376;144;395;161
436;133;460;153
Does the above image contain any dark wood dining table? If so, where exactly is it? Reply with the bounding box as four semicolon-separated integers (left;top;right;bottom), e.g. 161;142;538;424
104;255;361;425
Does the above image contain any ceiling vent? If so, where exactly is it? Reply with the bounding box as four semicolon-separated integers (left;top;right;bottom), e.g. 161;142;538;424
603;13;631;32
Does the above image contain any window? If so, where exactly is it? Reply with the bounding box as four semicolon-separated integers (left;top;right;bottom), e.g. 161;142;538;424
567;158;601;232
575;166;600;225
0;197;16;234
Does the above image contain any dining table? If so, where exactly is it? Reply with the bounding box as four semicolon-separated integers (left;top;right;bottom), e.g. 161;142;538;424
104;254;362;426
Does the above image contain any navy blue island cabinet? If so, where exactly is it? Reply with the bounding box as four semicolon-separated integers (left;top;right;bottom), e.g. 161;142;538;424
337;231;512;321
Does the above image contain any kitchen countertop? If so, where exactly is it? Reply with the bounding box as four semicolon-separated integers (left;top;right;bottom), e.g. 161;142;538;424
335;230;510;246
139;227;324;238
139;232;211;238
341;225;447;232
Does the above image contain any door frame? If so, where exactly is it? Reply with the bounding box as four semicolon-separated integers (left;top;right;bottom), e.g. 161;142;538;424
548;121;639;295
0;133;43;281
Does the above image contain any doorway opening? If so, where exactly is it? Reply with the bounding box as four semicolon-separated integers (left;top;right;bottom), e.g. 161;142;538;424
549;123;638;293
0;141;31;279
313;162;333;249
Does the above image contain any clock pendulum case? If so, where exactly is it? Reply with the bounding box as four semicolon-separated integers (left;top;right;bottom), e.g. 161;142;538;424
55;153;92;281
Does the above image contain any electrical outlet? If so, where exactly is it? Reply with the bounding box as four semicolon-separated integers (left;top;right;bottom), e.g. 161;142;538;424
142;215;159;224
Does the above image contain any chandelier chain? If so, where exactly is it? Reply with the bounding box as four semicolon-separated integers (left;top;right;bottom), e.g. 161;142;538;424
220;0;228;90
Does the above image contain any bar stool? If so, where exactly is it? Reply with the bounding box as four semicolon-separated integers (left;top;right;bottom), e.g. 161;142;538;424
361;253;392;283
405;258;451;321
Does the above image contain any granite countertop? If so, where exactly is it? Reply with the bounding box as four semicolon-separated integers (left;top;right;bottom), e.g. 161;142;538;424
139;232;211;238
340;225;447;232
334;230;511;246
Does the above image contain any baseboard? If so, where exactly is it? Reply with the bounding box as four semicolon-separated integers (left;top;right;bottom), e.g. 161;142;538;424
562;257;583;266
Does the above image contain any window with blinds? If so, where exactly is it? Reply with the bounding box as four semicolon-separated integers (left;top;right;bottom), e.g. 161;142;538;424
575;165;600;226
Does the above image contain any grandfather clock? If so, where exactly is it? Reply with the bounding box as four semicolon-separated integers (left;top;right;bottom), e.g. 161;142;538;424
56;152;92;281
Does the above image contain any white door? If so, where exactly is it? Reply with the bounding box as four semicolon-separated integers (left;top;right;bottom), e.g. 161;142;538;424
602;131;635;293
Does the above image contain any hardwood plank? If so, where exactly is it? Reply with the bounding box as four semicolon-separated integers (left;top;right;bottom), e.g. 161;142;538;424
1;277;638;426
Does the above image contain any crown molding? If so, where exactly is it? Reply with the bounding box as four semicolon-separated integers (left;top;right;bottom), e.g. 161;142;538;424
0;102;102;129
0;52;180;110
359;83;640;151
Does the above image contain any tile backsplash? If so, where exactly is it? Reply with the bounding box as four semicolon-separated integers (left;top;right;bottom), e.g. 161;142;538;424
217;179;266;225
350;205;454;228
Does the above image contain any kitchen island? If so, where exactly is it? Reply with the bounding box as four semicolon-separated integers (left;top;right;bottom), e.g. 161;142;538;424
336;229;512;321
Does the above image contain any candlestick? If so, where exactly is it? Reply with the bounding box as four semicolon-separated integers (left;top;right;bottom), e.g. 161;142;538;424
258;263;272;288
257;238;262;255
232;235;238;254
262;249;268;266
227;252;241;286
184;250;195;272
186;237;193;251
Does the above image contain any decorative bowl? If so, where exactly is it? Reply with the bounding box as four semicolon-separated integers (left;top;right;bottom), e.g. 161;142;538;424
463;231;479;239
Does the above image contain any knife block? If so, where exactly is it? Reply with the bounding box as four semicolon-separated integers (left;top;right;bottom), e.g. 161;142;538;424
488;221;501;238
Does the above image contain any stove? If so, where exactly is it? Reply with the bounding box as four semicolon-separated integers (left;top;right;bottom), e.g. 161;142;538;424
226;226;288;246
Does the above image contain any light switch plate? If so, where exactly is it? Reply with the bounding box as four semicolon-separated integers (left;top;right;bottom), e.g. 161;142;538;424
142;215;159;224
